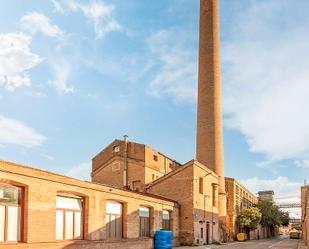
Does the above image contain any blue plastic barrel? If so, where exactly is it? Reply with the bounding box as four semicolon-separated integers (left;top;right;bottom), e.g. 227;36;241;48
154;230;173;249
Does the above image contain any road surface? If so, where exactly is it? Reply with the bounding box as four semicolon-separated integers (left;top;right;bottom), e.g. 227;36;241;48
178;236;299;249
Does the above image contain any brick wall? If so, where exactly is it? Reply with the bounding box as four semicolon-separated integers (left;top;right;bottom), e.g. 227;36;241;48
146;160;219;246
0;160;179;248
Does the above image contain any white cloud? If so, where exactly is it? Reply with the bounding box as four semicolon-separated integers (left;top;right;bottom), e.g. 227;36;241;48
147;30;197;103
295;159;309;169
48;57;74;94
66;0;122;39
66;162;91;181
240;176;302;218
51;0;65;14
20;12;64;38
222;1;309;162
0;115;46;147
0;33;43;91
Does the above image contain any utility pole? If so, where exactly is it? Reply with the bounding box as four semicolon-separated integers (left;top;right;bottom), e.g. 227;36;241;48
123;135;128;188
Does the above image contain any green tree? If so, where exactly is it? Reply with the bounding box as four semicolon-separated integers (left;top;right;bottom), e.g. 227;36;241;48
257;200;285;236
238;207;261;239
280;211;289;227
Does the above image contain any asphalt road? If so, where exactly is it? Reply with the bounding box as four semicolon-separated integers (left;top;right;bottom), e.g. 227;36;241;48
179;236;299;249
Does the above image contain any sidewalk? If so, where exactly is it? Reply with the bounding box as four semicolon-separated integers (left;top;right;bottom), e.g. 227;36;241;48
298;241;308;249
177;242;237;249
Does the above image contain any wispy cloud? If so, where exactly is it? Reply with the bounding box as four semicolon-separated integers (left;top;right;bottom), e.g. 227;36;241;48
65;0;122;39
66;162;91;180
295;159;309;169
222;1;309;162
20;12;64;38
147;29;197;103
0;33;43;91
51;0;65;14
48;57;74;94
0;115;46;147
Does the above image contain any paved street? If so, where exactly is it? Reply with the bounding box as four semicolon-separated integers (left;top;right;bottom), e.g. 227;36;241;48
178;236;299;249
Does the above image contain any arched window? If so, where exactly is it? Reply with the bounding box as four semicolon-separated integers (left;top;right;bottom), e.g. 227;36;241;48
0;184;22;243
106;201;122;239
139;207;150;237
56;195;83;240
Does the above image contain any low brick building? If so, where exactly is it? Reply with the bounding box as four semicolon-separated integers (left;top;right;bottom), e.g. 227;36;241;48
0;160;179;249
92;139;222;246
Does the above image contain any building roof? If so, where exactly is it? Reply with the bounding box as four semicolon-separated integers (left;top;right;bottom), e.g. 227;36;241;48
92;138;182;166
0;159;178;205
146;159;218;189
225;177;257;198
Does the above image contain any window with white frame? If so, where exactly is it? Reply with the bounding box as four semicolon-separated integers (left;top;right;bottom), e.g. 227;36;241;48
106;202;122;239
56;195;83;240
0;184;22;243
139;207;150;237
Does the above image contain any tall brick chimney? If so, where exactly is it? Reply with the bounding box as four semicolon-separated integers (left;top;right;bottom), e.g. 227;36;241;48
196;0;226;220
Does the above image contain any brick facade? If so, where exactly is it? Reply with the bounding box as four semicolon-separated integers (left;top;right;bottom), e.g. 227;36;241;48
146;160;220;246
92;139;181;191
0;160;179;249
225;177;259;240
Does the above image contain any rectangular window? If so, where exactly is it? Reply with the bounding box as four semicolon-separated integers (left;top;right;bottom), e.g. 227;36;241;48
56;195;83;240
139;207;150;237
212;184;217;207
162;210;170;230
153;155;158;161
199;177;203;194
0;184;22;243
106;202;122;239
201;227;204;239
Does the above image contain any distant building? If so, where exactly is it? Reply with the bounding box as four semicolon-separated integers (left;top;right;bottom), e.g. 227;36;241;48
258;190;275;202
225;177;258;239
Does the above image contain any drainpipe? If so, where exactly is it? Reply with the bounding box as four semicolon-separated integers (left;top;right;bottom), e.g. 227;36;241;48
123;135;129;188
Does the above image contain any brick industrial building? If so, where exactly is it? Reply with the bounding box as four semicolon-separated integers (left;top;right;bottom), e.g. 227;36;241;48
225;178;258;240
0;0;256;248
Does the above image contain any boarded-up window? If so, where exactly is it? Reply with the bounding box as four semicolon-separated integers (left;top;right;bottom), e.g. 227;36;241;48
112;162;120;172
212;184;217;207
199;177;203;194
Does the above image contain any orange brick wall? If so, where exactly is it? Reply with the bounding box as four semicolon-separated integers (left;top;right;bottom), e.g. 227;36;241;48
92;140;182;191
146;160;219;246
0;160;179;248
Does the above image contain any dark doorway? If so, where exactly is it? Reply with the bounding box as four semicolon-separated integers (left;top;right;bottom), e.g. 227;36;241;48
206;222;210;244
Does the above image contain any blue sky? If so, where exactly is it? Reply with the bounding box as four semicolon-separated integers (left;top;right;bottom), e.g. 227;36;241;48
1;0;308;217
